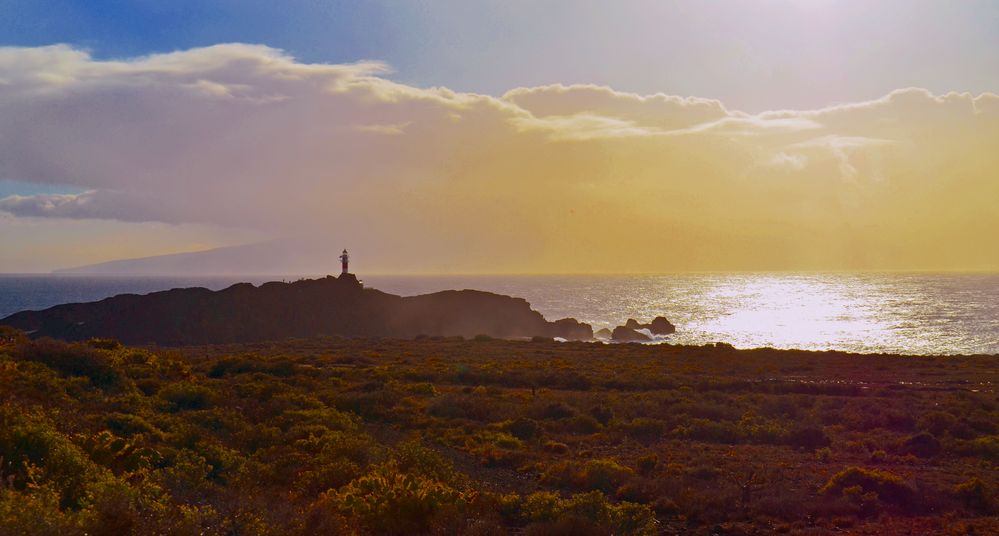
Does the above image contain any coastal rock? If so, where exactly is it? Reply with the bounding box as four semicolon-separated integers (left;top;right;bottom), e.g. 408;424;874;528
648;316;676;335
594;328;613;339
612;326;651;342
618;316;676;336
0;277;592;345
337;272;362;287
548;318;594;340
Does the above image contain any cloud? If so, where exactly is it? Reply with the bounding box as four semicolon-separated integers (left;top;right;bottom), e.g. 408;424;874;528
503;84;729;131
0;191;98;218
0;44;997;272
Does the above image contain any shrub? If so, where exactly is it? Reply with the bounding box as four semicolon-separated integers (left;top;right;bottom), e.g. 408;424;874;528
541;459;635;494
673;418;738;443
545;371;592;391
158;449;214;498
542;441;570;455
159;382;215;411
635;453;658;476
567;415;601;435
578;459;634;493
87;338;122;351
955;435;999;461
0;406;97;508
106;413;161;437
428;394;498;422
953;477;995;514
316;462;474;534
539;403;576;421
79;430;161;474
504;491;656;535
821;467;915;506
394;440;466;488
917;411;958;437
0;326;27;346
785;425;831;451
484;431;523;450
13;338;121;388
208;356;295;378
508;418;540;441
620;418;663;442
589;406;613;426
899;432;942;458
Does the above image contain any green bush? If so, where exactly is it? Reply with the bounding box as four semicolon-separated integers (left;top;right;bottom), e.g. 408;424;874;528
635;453;658;476
820;467;915;506
953;477;995;514
86;338;122;351
507;418;541;441
0;326;28;346
564;414;599;434
899;432;942;458
502;490;656;535
13;338;121;389
0;406;97;508
956;435;999;460
917;410;958;437
785;425;831;451
316;462;474;534
619;418;663;442
159;382;215;411
106;412;161;437
589;406;613;426
393;440;466;488
541;459;635;494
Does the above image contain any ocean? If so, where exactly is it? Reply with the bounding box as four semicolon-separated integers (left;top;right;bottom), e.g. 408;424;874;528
1;273;997;355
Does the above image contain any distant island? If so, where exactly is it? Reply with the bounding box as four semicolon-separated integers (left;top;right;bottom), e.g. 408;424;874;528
51;239;332;276
0;273;601;345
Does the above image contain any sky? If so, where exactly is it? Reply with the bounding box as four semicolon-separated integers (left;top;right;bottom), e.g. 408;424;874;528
0;1;997;273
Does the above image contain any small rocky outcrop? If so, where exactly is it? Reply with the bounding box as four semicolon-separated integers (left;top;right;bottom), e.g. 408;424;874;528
612;326;651;342
617;316;676;336
594;328;613;339
648;316;676;335
548;318;594;340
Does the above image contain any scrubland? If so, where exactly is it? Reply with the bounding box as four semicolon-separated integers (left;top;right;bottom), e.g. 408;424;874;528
2;328;998;535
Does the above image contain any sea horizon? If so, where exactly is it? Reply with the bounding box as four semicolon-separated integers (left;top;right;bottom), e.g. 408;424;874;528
4;271;998;356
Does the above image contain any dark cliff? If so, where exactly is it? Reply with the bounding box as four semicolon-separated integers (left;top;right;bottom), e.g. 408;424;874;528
0;274;593;345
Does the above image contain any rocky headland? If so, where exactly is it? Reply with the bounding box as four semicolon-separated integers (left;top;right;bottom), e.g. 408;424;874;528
0;274;596;345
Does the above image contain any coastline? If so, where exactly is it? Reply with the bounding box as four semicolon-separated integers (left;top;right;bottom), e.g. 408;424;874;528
3;272;999;355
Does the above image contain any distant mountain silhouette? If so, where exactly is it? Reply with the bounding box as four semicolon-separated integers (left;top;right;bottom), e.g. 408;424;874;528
53;240;330;276
1;274;593;345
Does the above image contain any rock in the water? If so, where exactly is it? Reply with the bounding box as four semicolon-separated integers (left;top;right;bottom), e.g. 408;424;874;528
648;316;676;335
594;328;613;339
624;318;642;330
549;318;594;340
612;326;651;342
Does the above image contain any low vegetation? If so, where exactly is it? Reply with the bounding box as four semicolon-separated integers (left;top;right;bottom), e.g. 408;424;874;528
1;327;998;534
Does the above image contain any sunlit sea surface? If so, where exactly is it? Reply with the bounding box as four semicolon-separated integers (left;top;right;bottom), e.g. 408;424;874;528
1;273;997;355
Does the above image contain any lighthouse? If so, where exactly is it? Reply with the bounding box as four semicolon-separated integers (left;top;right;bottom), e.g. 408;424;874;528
339;249;349;274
